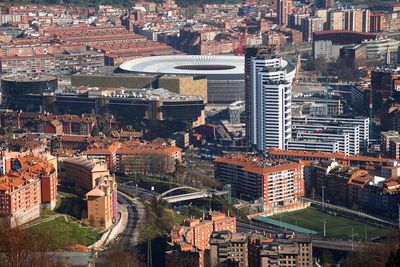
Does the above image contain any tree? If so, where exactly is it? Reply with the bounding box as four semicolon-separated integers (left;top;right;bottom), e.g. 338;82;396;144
97;250;143;267
0;221;60;267
345;231;400;267
314;57;327;75
386;248;400;267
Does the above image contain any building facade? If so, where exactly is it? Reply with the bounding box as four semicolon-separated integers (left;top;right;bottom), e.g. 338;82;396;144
214;154;304;211
0;154;57;227
63;157;118;228
249;56;296;152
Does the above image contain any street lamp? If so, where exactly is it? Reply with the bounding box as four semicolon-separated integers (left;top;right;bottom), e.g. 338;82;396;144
323;219;327;237
349;228;358;251
322;186;325;210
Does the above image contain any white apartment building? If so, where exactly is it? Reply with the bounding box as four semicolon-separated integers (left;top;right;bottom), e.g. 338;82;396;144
292;116;369;152
287;139;340;153
292;124;360;155
293;131;351;155
250;56;296;153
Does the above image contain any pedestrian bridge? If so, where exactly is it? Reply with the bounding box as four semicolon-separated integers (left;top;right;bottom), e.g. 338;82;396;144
159;187;229;203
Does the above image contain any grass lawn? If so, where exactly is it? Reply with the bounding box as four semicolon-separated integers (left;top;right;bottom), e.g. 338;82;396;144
31;216;102;250
270;208;389;241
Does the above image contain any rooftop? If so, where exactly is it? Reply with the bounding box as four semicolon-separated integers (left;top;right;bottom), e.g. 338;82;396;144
2;74;58;82
119;55;244;76
215;154;302;175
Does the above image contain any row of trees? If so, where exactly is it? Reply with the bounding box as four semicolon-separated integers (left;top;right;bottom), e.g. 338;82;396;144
0;222;64;267
343;231;400;267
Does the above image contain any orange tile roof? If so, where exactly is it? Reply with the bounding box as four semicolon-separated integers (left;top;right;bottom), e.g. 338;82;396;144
0;184;11;191
86;187;105;197
215;154;303;175
268;148;393;164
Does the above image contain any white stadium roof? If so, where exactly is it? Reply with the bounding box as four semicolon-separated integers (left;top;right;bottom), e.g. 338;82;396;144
119;55;245;76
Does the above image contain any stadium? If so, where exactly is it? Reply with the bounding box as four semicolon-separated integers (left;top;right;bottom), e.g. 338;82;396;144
119;55;245;103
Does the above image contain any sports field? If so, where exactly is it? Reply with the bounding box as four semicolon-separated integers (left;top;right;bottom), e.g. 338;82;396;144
269;208;389;241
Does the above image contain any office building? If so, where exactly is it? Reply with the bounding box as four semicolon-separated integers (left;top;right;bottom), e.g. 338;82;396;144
249;56;296;152
339;44;367;69
214;154;304;211
292;97;344;116
371;66;400;111
291;130;350;154
362;37;400;63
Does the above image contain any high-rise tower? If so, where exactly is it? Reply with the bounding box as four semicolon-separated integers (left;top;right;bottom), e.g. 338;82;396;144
244;46;276;145
249;56;296;153
277;0;292;27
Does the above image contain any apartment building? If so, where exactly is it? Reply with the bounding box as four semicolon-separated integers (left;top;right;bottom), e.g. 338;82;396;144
206;231;313;267
0;54;55;73
249;56;296;152
277;0;292;27
62;157;111;193
389;137;400;159
52;50;105;72
209;231;248;267
328;11;345;30
83;143;120;173
86;174;117;228
292;116;369;153
313;162;400;217
63;157;117;228
214;154;304;211
287;139;340;154
0;154;57;227
292;124;359;155
267;148;393;167
248;232;312;267
115;141;182;174
167;211;236;267
380;131;400;156
36;114;96;136
369;12;386;33
301;16;323;42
